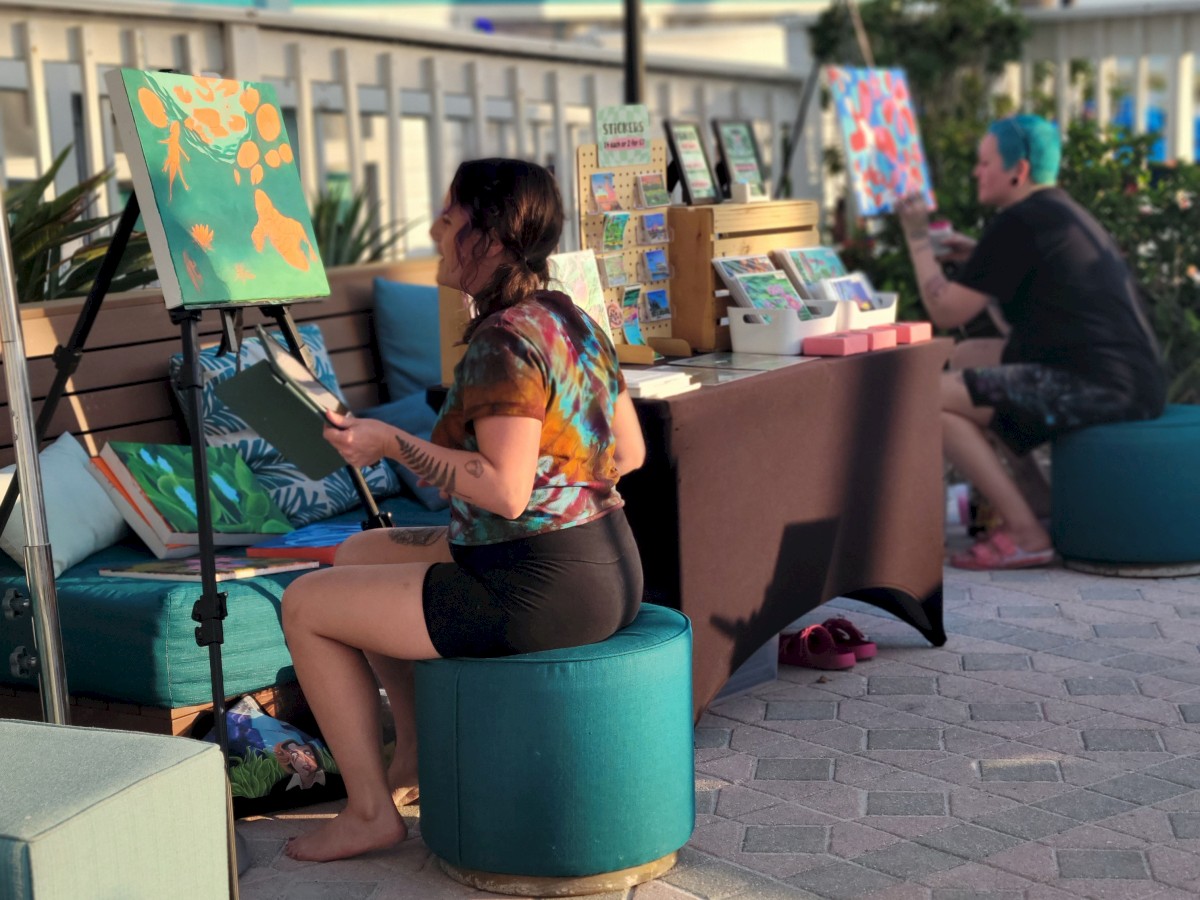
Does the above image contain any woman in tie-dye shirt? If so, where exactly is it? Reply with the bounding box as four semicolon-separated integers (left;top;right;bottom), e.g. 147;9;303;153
282;158;645;863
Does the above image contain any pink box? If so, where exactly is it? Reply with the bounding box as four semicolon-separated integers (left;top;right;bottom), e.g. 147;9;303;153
893;321;933;344
862;326;898;351
802;331;870;356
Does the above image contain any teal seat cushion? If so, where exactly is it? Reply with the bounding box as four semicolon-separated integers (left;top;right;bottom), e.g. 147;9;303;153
0;720;227;899
414;604;695;877
1052;404;1200;563
0;495;448;707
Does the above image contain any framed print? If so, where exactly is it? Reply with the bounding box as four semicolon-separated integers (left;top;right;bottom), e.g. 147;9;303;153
664;120;719;206
711;119;767;198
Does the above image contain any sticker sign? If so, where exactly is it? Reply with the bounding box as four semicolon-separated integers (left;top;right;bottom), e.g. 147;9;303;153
597;104;652;167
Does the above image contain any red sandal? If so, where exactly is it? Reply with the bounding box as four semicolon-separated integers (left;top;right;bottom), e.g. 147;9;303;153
822;617;877;661
778;624;857;670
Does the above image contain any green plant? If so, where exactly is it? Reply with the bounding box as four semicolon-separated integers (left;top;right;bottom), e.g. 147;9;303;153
310;183;416;267
5;145;157;302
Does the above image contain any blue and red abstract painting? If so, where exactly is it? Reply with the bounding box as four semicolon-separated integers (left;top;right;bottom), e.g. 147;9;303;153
826;67;935;216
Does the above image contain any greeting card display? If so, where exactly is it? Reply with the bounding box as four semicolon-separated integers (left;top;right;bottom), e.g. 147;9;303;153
664;120;719;206
105;68;329;308
819;273;878;311
733;272;812;316
826;67;935;216
773;246;849;297
710;255;777;295
711;120;767;198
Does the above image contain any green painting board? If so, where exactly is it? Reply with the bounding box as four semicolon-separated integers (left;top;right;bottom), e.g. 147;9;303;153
105;68;330;309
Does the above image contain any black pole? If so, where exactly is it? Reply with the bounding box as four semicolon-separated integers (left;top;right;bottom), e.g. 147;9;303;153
623;0;645;104
259;305;393;532
172;309;230;759
0;195;142;534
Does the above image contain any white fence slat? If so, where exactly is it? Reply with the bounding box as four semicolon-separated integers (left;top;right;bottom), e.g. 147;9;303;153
21;22;54;190
288;42;319;198
73;26;110;219
425;55;446;216
336;48;364;194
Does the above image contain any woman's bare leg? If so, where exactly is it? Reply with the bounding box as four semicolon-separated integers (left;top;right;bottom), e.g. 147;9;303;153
331;527;448;807
281;563;440;862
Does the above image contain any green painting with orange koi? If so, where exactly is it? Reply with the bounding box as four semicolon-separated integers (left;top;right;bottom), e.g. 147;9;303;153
106;68;330;308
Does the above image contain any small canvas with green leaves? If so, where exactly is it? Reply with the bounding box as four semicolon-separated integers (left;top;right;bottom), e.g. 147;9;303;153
105;68;330;309
107;442;293;537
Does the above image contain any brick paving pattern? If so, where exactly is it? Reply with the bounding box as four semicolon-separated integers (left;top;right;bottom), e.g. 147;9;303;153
238;547;1200;899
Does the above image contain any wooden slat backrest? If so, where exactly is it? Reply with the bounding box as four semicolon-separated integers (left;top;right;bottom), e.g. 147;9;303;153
0;259;439;466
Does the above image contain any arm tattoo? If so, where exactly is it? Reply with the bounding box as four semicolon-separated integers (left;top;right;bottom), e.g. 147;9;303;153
386;526;446;547
922;274;949;301
394;435;458;496
464;459;483;478
906;220;930;242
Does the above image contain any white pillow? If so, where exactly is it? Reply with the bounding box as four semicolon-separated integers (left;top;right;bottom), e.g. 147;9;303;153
0;432;128;576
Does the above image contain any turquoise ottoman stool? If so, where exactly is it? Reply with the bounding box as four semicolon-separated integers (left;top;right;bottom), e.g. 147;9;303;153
0;720;230;900
414;604;694;896
1051;404;1200;575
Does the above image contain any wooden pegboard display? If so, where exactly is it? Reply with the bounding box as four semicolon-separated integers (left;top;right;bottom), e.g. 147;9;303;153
575;140;675;357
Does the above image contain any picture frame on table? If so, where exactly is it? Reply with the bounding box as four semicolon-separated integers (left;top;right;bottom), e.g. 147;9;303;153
663;120;720;206
710;119;767;199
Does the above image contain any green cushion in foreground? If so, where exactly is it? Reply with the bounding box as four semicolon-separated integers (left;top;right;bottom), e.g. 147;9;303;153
0;720;227;900
414;604;695;878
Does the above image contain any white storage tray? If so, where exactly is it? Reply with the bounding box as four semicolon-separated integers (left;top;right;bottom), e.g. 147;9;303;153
729;300;839;356
837;291;899;331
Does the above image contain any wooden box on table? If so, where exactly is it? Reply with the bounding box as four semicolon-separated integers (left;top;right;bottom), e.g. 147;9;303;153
667;200;820;352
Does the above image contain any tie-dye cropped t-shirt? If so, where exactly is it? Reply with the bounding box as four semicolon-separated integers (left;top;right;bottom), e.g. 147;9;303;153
430;291;626;546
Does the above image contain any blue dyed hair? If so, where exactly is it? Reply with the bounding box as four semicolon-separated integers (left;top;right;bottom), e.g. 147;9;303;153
988;115;1061;185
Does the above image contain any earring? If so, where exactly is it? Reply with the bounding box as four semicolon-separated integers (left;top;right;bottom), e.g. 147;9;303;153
1011;177;1019;186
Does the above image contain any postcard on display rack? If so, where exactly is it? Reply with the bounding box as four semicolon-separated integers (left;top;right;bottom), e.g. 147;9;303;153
773;246;848;297
643;248;670;282
639;211;669;244
621;285;647;345
99;555;320;582
91;442;295;557
636;173;672;208
597;253;629;289
644;287;672;321
215;326;353;480
590;172;622;212
547;249;612;342
602;212;630;251
732;272;813;317
104;68;329;309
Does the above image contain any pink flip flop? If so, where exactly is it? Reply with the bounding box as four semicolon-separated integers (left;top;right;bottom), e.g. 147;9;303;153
949;531;1054;571
778;624;857;670
822;617;877;661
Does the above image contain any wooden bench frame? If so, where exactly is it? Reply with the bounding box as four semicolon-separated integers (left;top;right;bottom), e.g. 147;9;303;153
0;260;439;733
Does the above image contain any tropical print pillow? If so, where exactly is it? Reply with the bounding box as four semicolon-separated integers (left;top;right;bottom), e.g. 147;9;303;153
168;323;402;525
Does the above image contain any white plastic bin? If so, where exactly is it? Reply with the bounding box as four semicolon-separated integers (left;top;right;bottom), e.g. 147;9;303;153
729;300;839;355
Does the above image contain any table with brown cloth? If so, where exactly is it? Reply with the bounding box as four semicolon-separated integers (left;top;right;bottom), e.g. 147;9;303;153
618;339;952;720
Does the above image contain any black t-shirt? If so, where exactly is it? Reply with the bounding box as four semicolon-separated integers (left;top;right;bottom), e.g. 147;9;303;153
954;188;1165;411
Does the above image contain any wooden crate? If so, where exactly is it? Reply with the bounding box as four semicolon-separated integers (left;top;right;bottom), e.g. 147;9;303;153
667;200;819;352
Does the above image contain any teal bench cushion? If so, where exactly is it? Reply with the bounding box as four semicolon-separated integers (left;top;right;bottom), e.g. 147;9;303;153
0;495;448;708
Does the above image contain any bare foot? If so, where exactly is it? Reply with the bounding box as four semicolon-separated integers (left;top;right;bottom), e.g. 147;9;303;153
285;805;405;862
388;756;419;808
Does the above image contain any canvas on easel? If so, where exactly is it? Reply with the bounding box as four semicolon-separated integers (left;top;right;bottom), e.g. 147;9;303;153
825;67;935;216
105;68;330;308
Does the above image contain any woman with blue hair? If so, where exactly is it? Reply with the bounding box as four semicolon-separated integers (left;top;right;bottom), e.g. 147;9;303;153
897;114;1165;570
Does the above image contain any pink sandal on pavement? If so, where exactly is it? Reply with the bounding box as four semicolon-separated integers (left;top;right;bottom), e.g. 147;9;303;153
949;530;1055;571
822;617;877;661
778;624;857;670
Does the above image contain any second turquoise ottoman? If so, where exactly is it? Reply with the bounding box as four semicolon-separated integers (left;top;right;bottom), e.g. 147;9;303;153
1052;404;1200;573
414;603;694;895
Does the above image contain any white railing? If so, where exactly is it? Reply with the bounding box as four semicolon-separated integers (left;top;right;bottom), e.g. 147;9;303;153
0;0;808;255
1016;1;1198;162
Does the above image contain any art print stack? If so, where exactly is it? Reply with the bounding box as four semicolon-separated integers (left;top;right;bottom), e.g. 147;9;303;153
711;255;813;319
